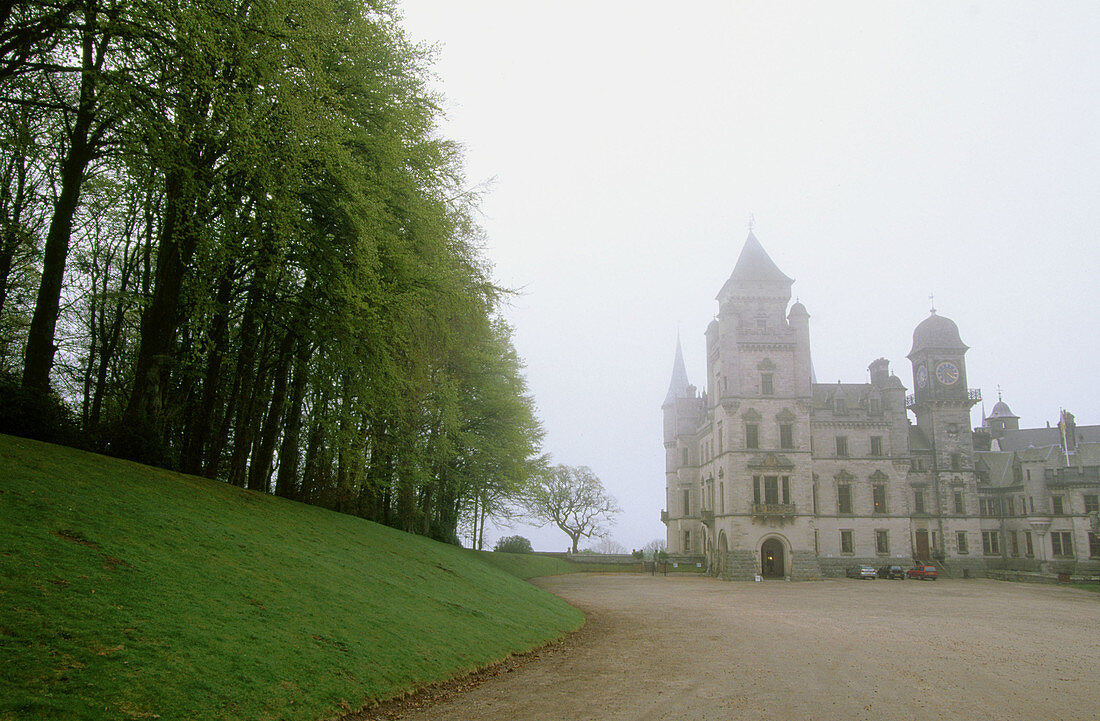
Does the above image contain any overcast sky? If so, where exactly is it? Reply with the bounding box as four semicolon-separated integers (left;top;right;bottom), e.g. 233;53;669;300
399;1;1100;552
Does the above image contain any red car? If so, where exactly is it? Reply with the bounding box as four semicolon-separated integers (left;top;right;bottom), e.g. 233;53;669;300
906;564;938;580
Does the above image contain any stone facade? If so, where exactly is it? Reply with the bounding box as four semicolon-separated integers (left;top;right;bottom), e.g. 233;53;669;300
662;232;1100;580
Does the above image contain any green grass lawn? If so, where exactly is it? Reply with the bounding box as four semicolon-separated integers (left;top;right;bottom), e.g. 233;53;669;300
0;434;584;720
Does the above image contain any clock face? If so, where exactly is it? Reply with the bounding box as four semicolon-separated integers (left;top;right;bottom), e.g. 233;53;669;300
916;365;928;389
936;361;960;386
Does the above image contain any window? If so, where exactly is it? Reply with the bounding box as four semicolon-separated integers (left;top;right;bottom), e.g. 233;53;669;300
1051;531;1073;558
982;531;1000;555
840;529;853;554
870;436;883;457
1086;495;1099;515
764;476;779;504
876;530;889;555
1026;469;1031;481
717;422;723;455
761;373;774;395
753;476;761;504
779;423;794;449
746;424;759;449
1052;496;1064;515
980;498;998;517
954;491;964;515
1029;496;1034;514
1024;531;1034;557
914;489;925;513
782;476;791;505
719;482;725;514
681;447;688;465
1006;497;1015;517
683;530;691;553
836;436;849;457
682;489;690;517
837;483;853;514
951;453;961;471
1010;530;1019;557
872;484;887;514
956;531;969;554
1089;532;1100;559
1013;466;1023;484
835;398;847;414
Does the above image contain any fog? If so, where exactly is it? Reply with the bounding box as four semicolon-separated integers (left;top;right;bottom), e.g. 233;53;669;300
400;1;1100;551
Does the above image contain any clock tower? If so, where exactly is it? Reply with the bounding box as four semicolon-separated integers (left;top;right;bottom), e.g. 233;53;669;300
907;309;978;452
906;309;982;561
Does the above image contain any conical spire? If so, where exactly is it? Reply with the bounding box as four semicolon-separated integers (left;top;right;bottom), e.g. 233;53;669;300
729;231;793;284
663;335;690;407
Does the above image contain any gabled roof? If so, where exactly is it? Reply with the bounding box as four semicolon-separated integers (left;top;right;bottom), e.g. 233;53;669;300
974;451;1015;487
663;336;690;406
728;231;793;284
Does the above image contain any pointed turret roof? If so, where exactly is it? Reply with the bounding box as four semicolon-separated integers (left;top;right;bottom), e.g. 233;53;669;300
729;231;793;284
663;335;690;406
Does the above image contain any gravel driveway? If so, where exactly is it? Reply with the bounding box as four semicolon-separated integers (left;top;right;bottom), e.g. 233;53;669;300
364;574;1100;721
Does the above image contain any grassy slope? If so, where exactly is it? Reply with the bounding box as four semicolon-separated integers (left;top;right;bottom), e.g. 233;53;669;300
0;435;584;721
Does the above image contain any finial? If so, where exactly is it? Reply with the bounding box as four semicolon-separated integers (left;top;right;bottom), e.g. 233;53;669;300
929;292;936;315
996;384;1003;402
748;213;755;233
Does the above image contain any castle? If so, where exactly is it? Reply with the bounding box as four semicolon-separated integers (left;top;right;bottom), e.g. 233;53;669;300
661;232;1099;580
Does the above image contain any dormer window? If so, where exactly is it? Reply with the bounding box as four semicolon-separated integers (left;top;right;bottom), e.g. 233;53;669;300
834;397;846;414
756;317;766;331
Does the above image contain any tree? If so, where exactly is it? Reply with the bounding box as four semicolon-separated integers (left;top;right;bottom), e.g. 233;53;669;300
588;537;627;555
522;464;621;554
493;535;533;554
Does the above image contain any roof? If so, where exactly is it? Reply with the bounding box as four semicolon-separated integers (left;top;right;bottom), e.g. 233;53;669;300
908;311;968;356
663;336;691;406
974;451;1015;487
716;232;794;302
987;400;1018;419
993;425;1100;452
729;232;793;284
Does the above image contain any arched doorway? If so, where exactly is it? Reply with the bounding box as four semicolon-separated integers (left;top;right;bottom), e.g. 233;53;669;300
761;537;785;578
717;531;729;578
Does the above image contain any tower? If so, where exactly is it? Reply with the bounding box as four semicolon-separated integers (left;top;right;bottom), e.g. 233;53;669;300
906;309;982;563
906;310;979;468
662;336;703;552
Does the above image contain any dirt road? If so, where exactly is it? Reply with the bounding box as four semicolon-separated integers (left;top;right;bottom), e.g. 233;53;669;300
365;574;1100;721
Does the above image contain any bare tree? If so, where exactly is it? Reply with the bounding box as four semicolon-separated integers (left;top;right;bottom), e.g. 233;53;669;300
521;464;621;554
588;537;627;555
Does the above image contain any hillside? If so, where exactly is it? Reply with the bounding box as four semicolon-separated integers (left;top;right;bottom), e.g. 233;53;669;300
0;435;584;720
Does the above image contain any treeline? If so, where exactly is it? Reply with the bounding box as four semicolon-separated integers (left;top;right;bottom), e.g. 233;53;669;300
0;0;543;546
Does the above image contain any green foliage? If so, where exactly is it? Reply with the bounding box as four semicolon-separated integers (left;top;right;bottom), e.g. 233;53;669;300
0;434;582;720
0;0;543;545
494;535;534;553
522;464;622;553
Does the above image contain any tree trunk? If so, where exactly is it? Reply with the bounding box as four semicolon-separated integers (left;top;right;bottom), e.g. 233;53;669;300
22;1;102;392
122;164;202;451
273;341;311;499
180;269;233;473
247;328;296;492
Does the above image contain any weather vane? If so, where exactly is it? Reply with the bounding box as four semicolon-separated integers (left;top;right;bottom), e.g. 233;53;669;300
996;384;1003;402
929;292;936;315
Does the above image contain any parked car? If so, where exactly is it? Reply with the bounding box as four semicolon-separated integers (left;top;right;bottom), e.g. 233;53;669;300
878;564;905;579
846;565;878;579
906;564;938;580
